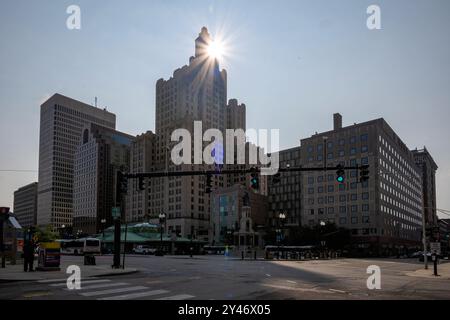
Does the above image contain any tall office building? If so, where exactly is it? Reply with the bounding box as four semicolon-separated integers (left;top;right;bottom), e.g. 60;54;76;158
411;147;438;227
37;93;116;229
300;113;423;255
267;146;302;227
13;182;38;227
127;131;157;223
150;27;247;240
73;123;134;234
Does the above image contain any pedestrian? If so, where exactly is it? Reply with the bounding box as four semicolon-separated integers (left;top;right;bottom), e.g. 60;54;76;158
23;240;35;272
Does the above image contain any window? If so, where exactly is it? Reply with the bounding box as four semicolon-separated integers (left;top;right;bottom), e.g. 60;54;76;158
351;205;357;213
318;208;324;215
339;217;347;224
308;198;314;205
362;216;370;223
361;145;368;153
361;157;369;165
318;186;324;193
339;206;346;213
362;192;369;200
327;153;333;159
317;155;323;161
362;180;369;188
308;188;314;194
307;146;313;153
339;195;346;202
339;139;345;146
351;194;357;201
338;150;345;157
350;182;357;189
350;170;358;178
361;134;368;142
317;175;324;183
350;159;357;166
327;141;333;149
318;197;324;204
328;174;334;182
362;204;369;211
308;177;314;185
317;144;323;152
351;217;358;224
328;185;334;192
328;207;334;214
310;209;315;215
328;196;334;203
350;148;357;155
350;136;356;144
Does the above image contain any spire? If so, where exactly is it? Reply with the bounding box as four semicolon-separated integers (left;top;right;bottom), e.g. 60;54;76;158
195;26;211;57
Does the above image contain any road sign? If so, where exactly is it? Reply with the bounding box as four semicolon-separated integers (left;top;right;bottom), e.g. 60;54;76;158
112;207;121;219
430;242;441;255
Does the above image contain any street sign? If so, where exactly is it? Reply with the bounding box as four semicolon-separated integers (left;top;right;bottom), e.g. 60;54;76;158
430;242;441;255
112;207;121;219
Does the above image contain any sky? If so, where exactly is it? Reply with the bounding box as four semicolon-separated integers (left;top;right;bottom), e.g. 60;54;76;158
0;0;449;218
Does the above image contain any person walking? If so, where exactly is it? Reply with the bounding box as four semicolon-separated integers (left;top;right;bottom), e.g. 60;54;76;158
23;240;35;272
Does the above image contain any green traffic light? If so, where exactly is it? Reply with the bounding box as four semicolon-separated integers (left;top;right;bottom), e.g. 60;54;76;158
336;176;344;183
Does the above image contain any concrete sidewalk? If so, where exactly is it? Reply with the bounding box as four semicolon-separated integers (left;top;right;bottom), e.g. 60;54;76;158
405;261;450;280
0;259;138;282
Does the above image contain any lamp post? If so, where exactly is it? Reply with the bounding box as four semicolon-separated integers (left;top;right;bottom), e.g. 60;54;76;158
61;224;66;239
159;213;166;254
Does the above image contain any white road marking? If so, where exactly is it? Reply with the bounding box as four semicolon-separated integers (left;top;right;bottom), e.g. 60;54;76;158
37;278;73;283
80;286;148;297
98;289;170;300
50;279;110;287
265;274;271;277
64;282;128;291
286;280;297;284
328;289;347;294
156;294;195;300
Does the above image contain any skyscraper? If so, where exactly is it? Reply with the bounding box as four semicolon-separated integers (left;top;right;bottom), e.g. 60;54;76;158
73;123;134;234
151;27;245;240
13;182;38;228
37;94;116;229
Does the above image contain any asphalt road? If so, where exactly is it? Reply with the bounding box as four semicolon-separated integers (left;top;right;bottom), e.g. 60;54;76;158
1;255;449;300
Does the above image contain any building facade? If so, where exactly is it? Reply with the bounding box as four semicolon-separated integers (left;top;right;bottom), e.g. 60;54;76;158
267;146;302;227
210;184;268;247
37;94;116;230
13;182;38;227
73;123;134;234
412;147;438;227
300;113;423;255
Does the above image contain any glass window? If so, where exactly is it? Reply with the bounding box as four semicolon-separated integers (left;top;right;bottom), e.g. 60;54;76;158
362;204;369;211
317;155;323;161
339;139;345;146
350;159;357;166
362;180;369;188
339;195;346;202
362;192;369;200
361;145;368;153
350;136;356;144
350;148;357;155
318;186;324;193
318;208;324;215
350;182;357;189
361;157;369;165
310;209;314;215
308;177;314;184
328;174;334;181
350;170;358;177
328;207;334;214
351;217;358;224
351;205;357;212
328;196;334;203
338;150;345;157
317;175;324;183
339;206;346;213
308;198;314;205
327;141;333;149
317;144;323;152
362;216;370;223
327;153;333;159
339;217;347;224
308;188;314;194
328;185;334;192
361;134;368;142
318;197;324;204
351;194;357;201
307;146;313;153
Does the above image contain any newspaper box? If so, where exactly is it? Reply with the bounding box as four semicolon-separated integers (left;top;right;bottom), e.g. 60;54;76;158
37;242;61;271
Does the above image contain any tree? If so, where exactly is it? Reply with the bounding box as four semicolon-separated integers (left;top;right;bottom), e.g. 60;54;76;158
34;225;59;243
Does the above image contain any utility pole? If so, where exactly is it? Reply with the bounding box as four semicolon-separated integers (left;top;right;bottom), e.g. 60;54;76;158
422;204;428;269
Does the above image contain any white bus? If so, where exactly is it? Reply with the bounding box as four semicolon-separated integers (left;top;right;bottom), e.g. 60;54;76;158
59;238;101;255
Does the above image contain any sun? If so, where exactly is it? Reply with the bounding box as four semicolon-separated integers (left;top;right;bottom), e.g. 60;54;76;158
207;40;225;61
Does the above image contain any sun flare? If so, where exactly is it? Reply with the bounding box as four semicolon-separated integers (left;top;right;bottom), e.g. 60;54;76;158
207;40;225;61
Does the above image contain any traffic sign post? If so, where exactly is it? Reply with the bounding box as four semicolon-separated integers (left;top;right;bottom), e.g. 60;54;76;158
0;207;11;268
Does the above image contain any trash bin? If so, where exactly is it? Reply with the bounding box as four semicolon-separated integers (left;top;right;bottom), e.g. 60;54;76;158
84;254;96;265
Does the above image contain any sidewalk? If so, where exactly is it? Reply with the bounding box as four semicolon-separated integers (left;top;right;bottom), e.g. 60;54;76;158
0;259;138;282
405;261;450;280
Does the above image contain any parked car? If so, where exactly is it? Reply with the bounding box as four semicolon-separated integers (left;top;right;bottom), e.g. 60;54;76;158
419;251;442;262
132;245;157;255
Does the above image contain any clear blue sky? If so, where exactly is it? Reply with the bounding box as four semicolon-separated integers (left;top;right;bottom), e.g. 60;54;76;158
1;0;449;218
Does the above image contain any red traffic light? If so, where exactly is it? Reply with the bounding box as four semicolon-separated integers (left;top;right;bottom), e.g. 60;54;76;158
0;207;10;214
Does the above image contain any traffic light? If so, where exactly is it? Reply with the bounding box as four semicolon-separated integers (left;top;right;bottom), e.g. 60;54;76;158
205;174;213;194
336;164;345;183
115;171;128;203
250;167;259;191
0;207;10;221
359;165;370;183
138;176;145;191
272;172;281;185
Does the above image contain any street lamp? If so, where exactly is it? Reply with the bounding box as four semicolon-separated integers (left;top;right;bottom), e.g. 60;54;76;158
60;224;66;239
101;218;106;237
278;212;287;259
159;213;166;254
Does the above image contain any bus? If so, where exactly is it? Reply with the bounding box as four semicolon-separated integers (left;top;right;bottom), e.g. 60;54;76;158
59;238;101;255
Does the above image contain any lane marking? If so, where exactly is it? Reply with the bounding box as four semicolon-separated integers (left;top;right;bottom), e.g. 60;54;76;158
98;289;170;300
64;282;128;291
286;280;297;284
50;279;110;287
156;294;195;300
80;286;148;297
328;288;347;294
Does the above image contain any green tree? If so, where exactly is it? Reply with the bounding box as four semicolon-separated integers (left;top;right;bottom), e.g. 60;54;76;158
34;225;59;243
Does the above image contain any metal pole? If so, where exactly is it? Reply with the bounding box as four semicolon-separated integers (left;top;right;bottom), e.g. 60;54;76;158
122;219;127;270
422;202;428;269
0;220;5;268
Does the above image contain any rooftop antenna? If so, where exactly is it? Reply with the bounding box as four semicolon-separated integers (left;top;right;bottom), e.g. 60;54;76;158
95;96;98;108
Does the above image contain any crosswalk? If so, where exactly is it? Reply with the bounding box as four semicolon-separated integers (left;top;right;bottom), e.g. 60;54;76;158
36;278;195;300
